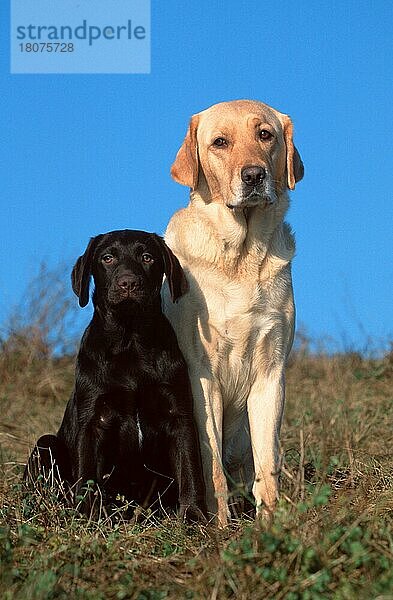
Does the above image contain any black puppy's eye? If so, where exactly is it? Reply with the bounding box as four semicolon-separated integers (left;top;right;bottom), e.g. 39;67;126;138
212;137;228;148
102;254;114;264
260;129;273;141
141;253;154;264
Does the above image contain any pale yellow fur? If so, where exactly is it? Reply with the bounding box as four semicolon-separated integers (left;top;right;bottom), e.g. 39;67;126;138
163;100;303;526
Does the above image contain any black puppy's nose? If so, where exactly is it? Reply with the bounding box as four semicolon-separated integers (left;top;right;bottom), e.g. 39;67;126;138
117;274;140;291
241;166;266;186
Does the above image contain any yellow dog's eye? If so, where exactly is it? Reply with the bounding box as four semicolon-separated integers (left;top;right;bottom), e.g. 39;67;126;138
260;130;273;141
213;137;227;147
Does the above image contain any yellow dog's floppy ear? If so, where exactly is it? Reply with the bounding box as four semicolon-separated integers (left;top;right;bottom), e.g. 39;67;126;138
170;114;200;189
281;115;304;190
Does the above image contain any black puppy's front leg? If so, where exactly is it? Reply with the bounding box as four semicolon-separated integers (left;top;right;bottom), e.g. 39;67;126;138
74;421;110;517
168;416;207;523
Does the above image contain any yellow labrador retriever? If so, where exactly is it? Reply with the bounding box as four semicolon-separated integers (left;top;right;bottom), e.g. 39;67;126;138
163;100;304;526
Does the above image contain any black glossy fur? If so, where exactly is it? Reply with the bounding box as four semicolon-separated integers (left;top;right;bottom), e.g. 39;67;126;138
25;230;206;521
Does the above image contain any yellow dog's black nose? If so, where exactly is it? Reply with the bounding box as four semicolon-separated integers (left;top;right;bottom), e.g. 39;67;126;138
241;165;266;186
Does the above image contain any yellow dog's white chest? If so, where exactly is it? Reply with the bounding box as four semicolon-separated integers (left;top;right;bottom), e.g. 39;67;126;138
199;272;273;337
193;275;277;404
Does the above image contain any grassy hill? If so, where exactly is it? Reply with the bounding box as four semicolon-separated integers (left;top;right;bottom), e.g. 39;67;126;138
1;330;392;599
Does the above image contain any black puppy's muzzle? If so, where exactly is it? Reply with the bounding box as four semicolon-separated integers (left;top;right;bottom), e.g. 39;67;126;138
108;272;146;304
117;274;141;294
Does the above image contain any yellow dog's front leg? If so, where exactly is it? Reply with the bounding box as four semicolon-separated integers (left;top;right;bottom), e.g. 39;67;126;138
247;369;285;520
189;373;230;527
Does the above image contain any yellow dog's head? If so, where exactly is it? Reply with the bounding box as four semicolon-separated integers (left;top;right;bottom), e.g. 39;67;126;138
171;100;304;210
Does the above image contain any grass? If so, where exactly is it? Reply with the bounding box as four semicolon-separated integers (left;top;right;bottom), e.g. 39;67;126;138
1;327;393;598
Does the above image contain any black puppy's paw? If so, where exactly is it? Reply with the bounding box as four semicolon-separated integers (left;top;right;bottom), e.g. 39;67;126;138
75;481;106;520
179;504;207;524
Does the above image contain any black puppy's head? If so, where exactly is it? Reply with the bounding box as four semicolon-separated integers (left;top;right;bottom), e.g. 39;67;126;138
71;230;188;309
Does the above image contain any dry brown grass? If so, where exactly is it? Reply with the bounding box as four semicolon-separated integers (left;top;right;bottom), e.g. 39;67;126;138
1;294;392;598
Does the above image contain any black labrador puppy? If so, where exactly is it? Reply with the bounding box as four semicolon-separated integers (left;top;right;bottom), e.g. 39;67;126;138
25;230;206;521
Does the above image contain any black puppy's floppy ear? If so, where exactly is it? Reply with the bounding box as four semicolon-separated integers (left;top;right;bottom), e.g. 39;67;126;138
153;235;188;303
71;235;103;307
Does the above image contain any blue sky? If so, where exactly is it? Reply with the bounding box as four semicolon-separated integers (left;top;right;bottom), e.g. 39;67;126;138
1;1;392;352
